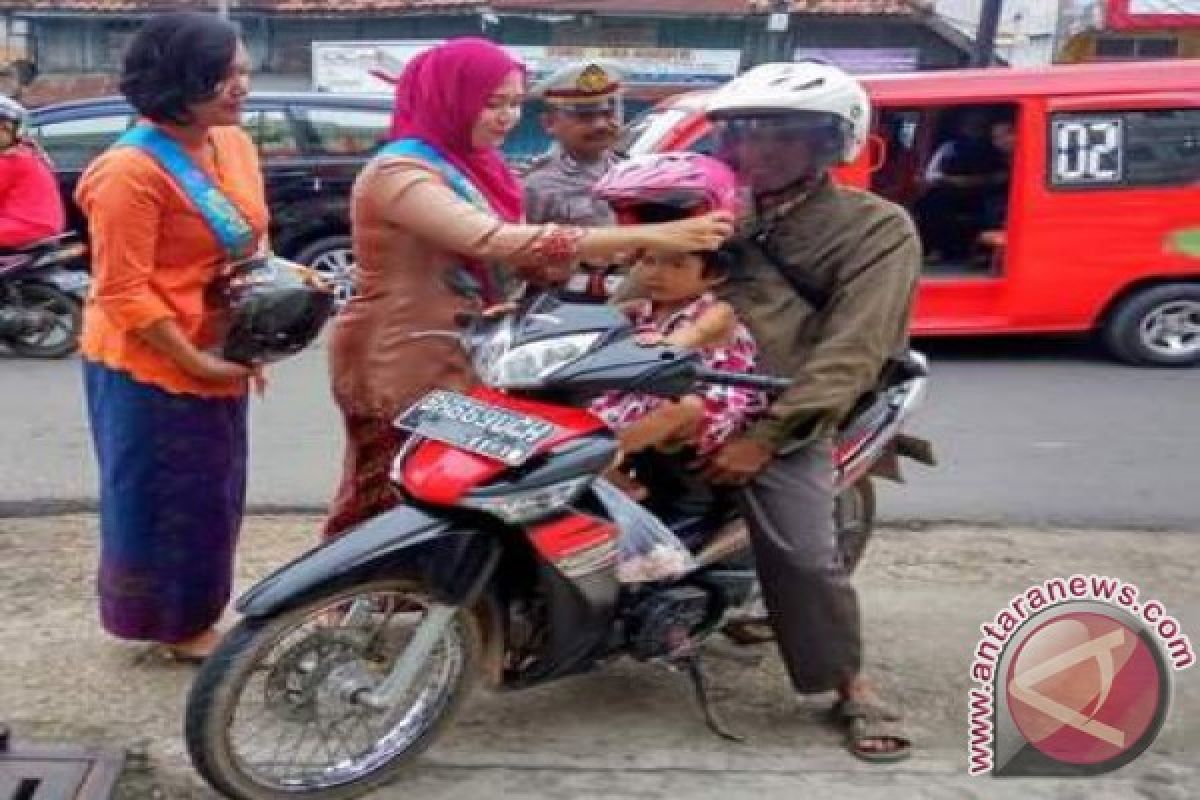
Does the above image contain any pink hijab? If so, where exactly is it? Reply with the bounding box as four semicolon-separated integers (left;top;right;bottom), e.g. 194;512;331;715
389;38;525;223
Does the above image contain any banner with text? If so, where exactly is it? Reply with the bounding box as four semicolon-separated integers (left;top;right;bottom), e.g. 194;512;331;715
793;47;920;74
1108;0;1200;29
312;41;742;94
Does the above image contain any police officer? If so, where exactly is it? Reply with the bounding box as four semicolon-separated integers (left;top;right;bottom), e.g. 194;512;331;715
524;60;624;227
524;62;627;298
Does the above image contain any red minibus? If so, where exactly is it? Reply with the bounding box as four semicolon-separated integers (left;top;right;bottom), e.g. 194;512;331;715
621;60;1200;366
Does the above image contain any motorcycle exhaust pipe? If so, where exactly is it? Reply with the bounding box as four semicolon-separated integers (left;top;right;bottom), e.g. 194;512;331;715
693;520;751;568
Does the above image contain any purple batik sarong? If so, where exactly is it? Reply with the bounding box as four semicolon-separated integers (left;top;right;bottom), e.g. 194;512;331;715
84;360;248;643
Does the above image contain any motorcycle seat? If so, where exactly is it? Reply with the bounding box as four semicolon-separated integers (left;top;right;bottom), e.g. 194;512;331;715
7;233;75;255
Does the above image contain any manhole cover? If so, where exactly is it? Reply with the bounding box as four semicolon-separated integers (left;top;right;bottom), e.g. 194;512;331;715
0;726;124;800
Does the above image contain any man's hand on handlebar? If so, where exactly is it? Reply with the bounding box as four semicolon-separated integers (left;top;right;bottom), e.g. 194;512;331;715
700;436;775;486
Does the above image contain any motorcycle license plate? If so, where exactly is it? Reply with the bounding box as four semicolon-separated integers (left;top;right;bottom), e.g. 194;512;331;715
396;390;555;466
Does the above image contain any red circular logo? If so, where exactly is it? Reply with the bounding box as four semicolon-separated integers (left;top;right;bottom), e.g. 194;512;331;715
1005;611;1164;767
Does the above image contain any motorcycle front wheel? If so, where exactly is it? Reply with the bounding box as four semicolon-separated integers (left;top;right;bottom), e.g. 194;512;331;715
185;579;480;800
8;283;81;359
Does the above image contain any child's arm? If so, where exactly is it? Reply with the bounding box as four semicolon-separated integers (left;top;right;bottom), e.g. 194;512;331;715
616;300;644;319
663;302;737;349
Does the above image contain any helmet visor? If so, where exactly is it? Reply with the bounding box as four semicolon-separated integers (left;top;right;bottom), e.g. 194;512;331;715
613;200;700;225
713;113;845;194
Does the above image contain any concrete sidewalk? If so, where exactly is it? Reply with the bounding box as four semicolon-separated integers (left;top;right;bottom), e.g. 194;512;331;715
1;515;1197;799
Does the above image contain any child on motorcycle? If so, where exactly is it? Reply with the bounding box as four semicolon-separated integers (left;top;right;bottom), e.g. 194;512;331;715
590;154;767;481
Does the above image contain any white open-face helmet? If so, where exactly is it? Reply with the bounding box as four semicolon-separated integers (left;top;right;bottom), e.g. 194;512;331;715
706;62;870;164
0;95;28;137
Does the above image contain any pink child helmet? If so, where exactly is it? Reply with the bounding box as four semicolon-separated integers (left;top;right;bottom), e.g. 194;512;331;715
594;152;738;225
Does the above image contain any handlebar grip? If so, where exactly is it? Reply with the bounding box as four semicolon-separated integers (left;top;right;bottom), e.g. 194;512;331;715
695;367;793;393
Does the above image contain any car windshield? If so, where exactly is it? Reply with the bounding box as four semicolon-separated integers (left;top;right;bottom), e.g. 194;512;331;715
617;108;689;157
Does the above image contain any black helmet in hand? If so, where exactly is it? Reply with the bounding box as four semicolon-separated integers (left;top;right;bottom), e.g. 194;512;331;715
209;255;335;366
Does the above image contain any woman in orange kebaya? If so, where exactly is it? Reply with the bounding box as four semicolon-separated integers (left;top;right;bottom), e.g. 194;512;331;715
77;12;266;662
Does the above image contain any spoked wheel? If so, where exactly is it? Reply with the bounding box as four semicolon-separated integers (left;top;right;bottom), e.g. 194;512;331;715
185;580;480;800
8;283;81;358
834;476;877;575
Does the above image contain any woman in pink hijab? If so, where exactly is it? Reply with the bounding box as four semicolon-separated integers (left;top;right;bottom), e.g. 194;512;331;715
324;38;731;537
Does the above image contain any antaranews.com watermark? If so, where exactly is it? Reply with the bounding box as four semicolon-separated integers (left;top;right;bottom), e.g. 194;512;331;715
969;574;1193;777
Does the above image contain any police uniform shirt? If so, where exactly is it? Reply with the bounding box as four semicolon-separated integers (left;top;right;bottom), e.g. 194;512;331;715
524;148;620;226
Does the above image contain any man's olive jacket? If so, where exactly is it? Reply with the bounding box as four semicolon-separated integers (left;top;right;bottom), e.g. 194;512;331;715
720;178;921;449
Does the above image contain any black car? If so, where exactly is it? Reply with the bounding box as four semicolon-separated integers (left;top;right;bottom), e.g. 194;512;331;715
31;92;394;308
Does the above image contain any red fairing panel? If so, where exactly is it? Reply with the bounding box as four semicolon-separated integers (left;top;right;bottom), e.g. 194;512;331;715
529;512;619;579
401;386;607;506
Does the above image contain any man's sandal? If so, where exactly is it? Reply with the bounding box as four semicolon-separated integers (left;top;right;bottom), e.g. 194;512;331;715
831;698;913;764
721;616;776;646
132;644;209;666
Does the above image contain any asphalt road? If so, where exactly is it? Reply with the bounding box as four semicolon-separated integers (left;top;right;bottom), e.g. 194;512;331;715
2;334;1198;530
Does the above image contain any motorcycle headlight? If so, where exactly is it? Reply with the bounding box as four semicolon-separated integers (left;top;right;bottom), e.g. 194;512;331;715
477;333;601;389
461;476;592;524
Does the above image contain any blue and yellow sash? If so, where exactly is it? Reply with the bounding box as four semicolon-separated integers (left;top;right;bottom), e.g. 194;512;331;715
377;137;507;302
115;125;256;260
377;138;491;212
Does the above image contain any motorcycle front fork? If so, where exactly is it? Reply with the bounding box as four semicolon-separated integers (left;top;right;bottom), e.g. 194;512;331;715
329;599;458;711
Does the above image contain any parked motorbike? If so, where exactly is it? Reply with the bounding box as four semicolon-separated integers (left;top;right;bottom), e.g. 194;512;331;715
0;233;88;358
564;261;931;571
185;292;931;800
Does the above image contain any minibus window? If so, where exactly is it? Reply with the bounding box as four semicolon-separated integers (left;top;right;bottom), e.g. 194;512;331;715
1049;108;1200;190
885;103;1018;278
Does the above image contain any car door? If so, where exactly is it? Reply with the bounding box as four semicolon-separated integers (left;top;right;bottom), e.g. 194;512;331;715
288;103;391;227
240;104;311;253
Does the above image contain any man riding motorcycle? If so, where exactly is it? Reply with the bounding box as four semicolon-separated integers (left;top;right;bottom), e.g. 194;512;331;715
695;63;920;762
0;96;65;250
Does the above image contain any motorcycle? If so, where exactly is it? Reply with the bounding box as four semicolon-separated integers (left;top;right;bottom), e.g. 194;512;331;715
185;292;931;800
563;261;932;573
0;233;88;359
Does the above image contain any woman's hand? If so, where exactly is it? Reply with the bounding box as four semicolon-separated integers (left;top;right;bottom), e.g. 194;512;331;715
644;211;734;253
135;318;266;394
191;353;268;395
249;366;268;396
185;350;255;385
534;261;574;286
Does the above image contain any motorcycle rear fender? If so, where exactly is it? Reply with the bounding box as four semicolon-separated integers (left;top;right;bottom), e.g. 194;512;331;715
237;504;500;619
894;432;936;467
861;433;937;485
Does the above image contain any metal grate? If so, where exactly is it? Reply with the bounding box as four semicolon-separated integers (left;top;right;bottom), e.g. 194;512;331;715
0;726;124;800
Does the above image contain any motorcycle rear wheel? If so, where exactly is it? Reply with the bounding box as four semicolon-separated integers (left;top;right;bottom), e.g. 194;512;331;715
185;579;480;800
8;283;81;359
834;476;877;574
721;477;878;646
